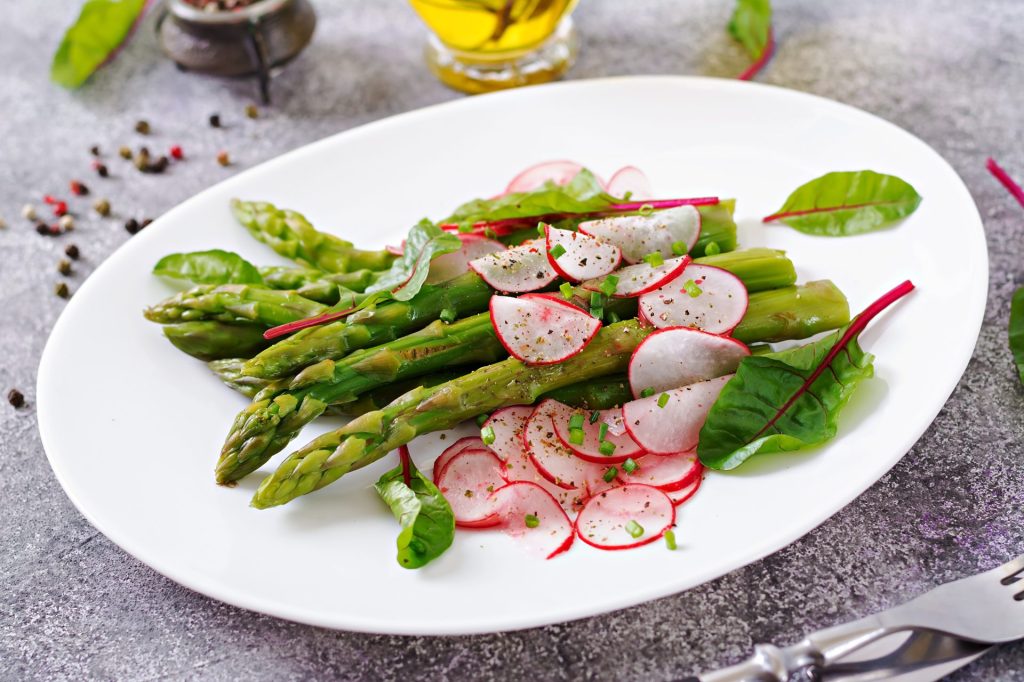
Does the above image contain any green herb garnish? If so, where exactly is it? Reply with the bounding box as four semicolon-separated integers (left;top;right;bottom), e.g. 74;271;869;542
625;520;644;538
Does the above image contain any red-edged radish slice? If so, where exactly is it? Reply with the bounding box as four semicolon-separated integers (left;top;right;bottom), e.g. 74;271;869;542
545;225;622;282
579;205;701;264
618;452;701;491
482;406;533;463
605;166;653;200
524;400;604;490
505;160;585;194
469;242;557;293
490;481;575;559
552;407;645;464
581;256;689;298
623;375;732;454
667;473;703;506
490;294;601;366
438;449;508;528
638;264;749;334
426;234;506;285
628;327;749;398
575;484;675;550
432;436;487;484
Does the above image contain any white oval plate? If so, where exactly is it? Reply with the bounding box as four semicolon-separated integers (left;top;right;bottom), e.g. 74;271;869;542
37;77;986;635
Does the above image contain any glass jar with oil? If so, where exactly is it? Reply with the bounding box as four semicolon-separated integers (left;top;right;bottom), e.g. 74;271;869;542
409;0;579;94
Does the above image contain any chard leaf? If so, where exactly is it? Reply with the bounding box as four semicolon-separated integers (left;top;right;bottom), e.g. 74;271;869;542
729;0;772;61
698;281;914;470
444;169;617;225
764;170;922;236
1009;288;1024;385
153;250;263;285
375;462;455;569
51;0;147;89
366;220;461;301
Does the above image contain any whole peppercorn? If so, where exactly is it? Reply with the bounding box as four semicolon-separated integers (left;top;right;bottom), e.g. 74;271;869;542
89;145;101;156
70;180;89;196
65;244;80;260
134;154;150;172
125;218;140;234
141;218;153;229
0;217;7;230
53;201;68;217
7;389;25;408
209;113;221;128
43;194;58;205
55;282;70;298
135;120;151;134
49;225;62;236
35;222;50;235
22;204;38;220
245;104;259;119
119;146;132;160
93;161;109;177
216;150;231;166
93;198;111;216
57;259;72;276
59;215;75;231
169;145;184;160
153;156;170;173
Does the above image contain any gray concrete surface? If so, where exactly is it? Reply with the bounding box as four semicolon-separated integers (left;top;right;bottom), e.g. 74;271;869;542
2;0;1023;679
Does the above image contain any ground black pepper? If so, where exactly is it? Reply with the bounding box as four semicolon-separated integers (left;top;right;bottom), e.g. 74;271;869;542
7;389;24;408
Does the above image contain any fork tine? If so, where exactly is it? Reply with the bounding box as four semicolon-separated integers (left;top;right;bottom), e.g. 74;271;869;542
997;555;1024;586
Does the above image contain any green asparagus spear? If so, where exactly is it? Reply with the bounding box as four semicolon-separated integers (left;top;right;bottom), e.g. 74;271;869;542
162;322;272;361
232;199;396;273
217;313;506;483
540;374;631;410
242;248;797;380
259;266;383;298
145;284;332;326
251;280;850;508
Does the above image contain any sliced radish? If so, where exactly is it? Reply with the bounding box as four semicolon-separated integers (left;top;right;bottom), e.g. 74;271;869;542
432;436;487;484
505;160;585;194
638;264;749;334
524;400;604;490
482;406;533;463
618;452;702;491
623;375;732;454
581;256;689;298
426;234;506;285
575;484;675;550
469;242;557;293
605;166;653;200
490;294;601;366
490;481;575;559
667;474;703;506
437;449;507;528
628;327;749;398
552;407;645;464
579;205;701;263
545;225;622;282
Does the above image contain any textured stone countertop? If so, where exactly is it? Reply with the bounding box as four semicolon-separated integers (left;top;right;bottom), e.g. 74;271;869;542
2;0;1022;679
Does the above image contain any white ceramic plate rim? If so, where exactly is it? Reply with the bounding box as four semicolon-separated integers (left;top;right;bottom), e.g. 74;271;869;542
37;76;987;635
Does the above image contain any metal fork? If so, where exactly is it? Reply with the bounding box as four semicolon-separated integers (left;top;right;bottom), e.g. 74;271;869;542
690;555;1024;682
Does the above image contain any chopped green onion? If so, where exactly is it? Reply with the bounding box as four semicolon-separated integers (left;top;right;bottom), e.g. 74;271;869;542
475;413;490;427
537;223;547;237
607;312;620;323
590;306;604;320
559;282;574;300
600;276;618;297
602;466;618;483
569;427;585;445
638;203;655;216
457;223;472;234
590;292;604;307
589;411;600;424
599;440;617;456
657;392;670;408
568;413;585;429
598;422;609;441
664;529;677;550
480;425;495;445
644;252;664;268
625;520;644;538
622;457;638;473
704;241;721;256
683;278;703;298
439;307;457;323
671;240;688;256
549;244;566;259
524;514;540;528
640;387;655;398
